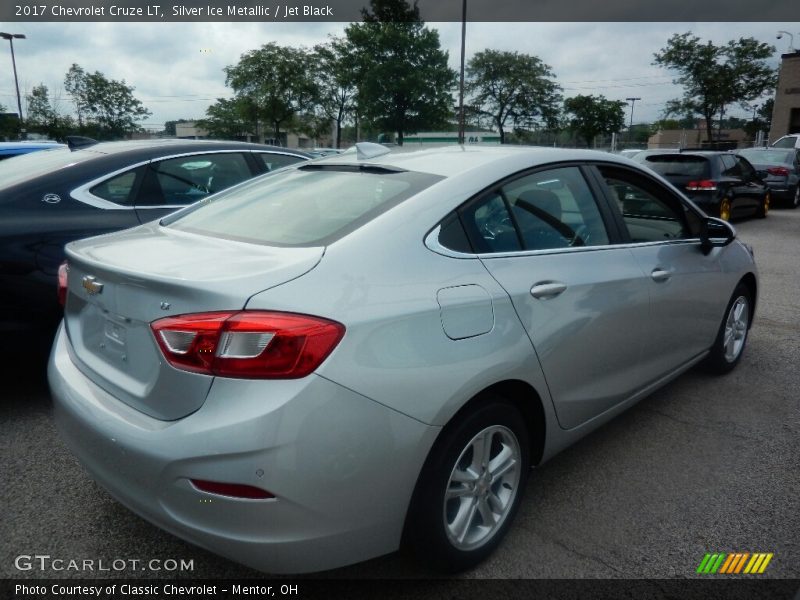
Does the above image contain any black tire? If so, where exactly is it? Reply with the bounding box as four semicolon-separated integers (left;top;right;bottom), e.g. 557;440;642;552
404;400;530;572
704;283;752;374
788;185;800;209
756;192;769;218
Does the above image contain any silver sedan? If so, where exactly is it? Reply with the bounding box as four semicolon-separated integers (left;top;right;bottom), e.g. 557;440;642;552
49;144;757;573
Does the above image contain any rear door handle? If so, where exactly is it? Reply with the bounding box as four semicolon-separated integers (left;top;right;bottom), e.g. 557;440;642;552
530;282;567;299
651;268;671;283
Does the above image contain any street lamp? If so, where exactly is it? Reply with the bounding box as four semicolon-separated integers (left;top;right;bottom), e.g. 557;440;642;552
0;32;26;135
626;97;641;144
457;0;467;145
776;31;797;53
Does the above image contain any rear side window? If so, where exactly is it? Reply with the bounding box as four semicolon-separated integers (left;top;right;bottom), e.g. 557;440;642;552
772;136;798;149
458;166;610;253
738;149;794;164
90;168;141;206
166;166;442;246
644;155;710;179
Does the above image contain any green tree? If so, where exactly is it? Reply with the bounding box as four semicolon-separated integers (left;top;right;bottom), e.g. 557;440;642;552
25;84;75;140
314;37;358;148
224;43;319;144
564;94;626;147
63;63;151;139
197;97;258;141
345;0;456;145
465;49;561;144
653;33;777;143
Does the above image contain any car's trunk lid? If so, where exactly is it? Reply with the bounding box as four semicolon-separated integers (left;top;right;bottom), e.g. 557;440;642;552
63;223;323;420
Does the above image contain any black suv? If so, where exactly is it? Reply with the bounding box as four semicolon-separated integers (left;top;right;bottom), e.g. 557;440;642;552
0;139;309;339
637;151;770;222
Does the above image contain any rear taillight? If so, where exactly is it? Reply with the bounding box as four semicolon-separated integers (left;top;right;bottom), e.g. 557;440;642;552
57;261;69;307
767;166;789;177
151;311;345;379
686;180;718;191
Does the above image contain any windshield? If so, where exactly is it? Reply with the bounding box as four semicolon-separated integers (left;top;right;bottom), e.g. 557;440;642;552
0;148;98;189
165;165;442;247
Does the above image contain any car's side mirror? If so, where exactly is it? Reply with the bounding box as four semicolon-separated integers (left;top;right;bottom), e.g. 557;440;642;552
700;217;736;255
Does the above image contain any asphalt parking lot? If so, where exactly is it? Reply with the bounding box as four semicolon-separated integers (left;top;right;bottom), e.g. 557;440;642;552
2;209;798;582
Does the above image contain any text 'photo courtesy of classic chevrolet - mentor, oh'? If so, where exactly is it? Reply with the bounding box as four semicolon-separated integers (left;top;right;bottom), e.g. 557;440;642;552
49;144;758;573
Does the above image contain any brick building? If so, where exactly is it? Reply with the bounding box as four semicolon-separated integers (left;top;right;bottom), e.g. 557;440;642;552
769;50;800;143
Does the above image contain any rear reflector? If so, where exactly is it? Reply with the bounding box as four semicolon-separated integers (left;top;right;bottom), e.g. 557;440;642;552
57;261;69;307
151;311;345;379
686;180;718;191
767;166;789;177
190;479;275;500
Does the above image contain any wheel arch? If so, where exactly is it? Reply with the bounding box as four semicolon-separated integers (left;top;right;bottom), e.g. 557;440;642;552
739;272;758;326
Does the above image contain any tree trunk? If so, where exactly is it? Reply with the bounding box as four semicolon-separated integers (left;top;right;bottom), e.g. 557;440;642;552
397;130;404;146
274;121;280;146
704;114;714;143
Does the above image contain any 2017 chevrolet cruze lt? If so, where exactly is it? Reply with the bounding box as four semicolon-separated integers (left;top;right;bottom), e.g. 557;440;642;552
49;144;757;573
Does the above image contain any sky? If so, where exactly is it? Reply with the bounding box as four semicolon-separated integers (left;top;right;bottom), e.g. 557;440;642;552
1;21;798;132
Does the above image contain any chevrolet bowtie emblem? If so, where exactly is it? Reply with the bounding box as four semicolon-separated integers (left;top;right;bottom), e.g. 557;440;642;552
81;275;104;295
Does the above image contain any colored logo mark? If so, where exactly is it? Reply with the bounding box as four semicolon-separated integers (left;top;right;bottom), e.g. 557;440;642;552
696;552;773;574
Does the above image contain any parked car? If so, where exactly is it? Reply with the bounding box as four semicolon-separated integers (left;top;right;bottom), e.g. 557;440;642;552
736;147;800;208
0;140;65;160
306;147;344;158
637;151;770;221
771;133;800;149
0;139;309;338
50;144;757;574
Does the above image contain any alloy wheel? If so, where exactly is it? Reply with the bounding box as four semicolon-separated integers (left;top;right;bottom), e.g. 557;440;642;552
723;296;750;363
720;198;731;221
443;425;521;551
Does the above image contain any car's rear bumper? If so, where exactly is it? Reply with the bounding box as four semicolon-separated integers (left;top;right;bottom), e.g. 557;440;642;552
49;324;440;573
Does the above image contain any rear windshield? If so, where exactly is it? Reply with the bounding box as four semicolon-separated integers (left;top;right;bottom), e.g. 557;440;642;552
772;136;798;149
0;147;97;189
164;165;443;246
643;155;710;179
738;149;794;164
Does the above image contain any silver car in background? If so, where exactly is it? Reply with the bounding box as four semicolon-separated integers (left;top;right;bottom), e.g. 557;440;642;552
49;145;757;573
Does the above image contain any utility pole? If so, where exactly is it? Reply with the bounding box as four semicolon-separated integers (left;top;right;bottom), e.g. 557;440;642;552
626;97;641;144
457;0;467;145
0;32;26;138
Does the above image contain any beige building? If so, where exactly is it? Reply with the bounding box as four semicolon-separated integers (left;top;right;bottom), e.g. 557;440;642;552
648;127;748;149
769;50;800;143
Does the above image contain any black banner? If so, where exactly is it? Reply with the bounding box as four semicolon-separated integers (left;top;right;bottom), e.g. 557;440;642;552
3;579;800;600
2;0;800;22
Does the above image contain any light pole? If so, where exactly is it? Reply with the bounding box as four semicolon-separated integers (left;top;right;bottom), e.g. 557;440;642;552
457;0;467;145
626;97;641;145
776;31;796;53
0;32;26;137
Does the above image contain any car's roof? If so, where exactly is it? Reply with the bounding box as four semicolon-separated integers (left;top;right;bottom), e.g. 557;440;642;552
315;145;638;178
80;139;310;157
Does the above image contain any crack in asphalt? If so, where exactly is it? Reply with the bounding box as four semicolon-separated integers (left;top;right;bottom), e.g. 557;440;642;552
538;531;627;576
640;406;764;444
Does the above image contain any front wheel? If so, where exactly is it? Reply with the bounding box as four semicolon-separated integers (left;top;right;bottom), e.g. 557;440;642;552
404;401;530;572
705;283;752;374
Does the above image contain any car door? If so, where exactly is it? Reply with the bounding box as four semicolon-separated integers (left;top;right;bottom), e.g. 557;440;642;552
719;154;760;216
593;164;724;382
133;152;255;222
462;165;651;430
734;155;768;213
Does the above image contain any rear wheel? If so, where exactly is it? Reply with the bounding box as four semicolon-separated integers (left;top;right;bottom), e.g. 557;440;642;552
719;197;732;221
404;400;530;572
705;283;751;374
756;192;770;218
789;185;800;209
